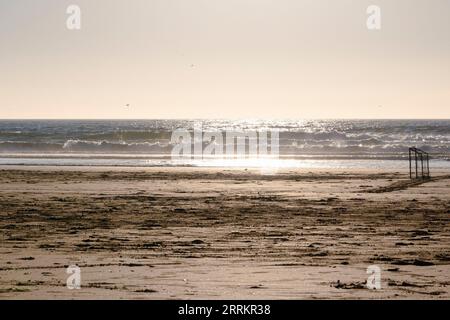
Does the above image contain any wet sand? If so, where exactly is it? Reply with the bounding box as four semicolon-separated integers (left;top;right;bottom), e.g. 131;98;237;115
0;166;449;299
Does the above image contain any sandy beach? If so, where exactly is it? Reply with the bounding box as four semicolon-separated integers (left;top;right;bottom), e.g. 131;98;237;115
0;166;449;299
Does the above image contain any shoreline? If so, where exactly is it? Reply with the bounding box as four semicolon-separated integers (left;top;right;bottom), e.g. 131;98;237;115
1;164;450;176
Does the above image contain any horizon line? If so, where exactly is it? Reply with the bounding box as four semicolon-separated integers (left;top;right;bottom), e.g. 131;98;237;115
0;117;450;121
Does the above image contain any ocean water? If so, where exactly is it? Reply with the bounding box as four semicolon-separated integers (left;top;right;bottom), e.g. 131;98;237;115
0;119;449;169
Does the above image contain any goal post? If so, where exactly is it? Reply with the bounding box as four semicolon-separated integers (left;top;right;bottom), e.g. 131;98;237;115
409;147;430;179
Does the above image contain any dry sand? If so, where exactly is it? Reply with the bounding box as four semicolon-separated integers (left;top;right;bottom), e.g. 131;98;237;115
0;166;449;299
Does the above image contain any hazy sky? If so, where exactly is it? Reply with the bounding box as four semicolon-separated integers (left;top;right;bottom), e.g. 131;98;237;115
1;0;449;119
